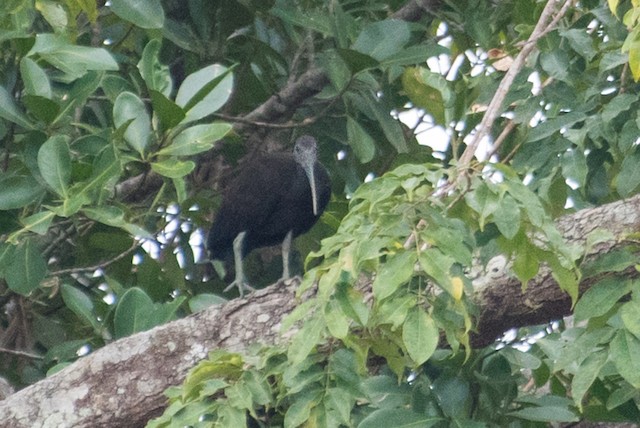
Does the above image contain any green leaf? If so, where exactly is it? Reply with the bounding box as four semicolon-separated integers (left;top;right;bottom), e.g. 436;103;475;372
401;67;452;125
372;251;416;300
149;90;185;130
358;408;440;428
0;85;34;129
23;94;60;124
335;48;379;74
21;210;55;235
20;57;52;98
353;19;411;61
620;297;640;338
610;330;640;388
353;91;408;153
114;287;155;338
110;0;165;29
574;277;631;322
493;194;521;239
38;135;71;197
28;34;118;79
61;283;101;331
465;183;499;229
512;239;539;288
288;317;325;365
418;248;455;295
508;405;578;422
346;116;376;163
113;92;152;156
284;389;323;428
138;39;172;96
188;293;227;312
151;159;195;178
175;64;234;123
158;123;232;157
572;349;608;409
0;176;45;209
5;240;47;295
323;297;350;339
616;150;640;197
402;307;438;365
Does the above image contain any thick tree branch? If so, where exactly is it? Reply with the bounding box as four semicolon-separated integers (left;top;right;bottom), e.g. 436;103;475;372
1;194;639;427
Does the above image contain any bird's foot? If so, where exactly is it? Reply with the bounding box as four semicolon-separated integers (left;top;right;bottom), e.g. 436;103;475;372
223;280;255;297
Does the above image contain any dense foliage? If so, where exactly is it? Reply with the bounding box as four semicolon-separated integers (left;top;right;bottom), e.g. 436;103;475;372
1;0;640;426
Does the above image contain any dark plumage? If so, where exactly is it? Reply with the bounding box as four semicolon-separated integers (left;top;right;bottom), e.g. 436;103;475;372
207;135;331;295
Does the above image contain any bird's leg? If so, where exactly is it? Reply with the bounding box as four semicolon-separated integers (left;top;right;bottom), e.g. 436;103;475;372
223;231;255;297
281;230;293;281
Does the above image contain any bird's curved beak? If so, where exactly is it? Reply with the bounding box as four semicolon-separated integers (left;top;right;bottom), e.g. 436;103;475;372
304;165;319;216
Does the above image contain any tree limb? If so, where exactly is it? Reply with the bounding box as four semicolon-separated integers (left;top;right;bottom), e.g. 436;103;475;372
1;194;639;427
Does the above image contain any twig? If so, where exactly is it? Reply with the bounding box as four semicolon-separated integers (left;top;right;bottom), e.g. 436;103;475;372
0;347;43;360
49;241;140;276
457;0;575;172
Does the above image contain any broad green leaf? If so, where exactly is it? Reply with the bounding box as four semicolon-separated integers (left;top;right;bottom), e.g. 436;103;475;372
323;297;350;339
149;90;185;130
418;248;455;295
80;143;121;196
158;123;232;157
402;307;438;365
188;293;227;312
432;375;471;418
284;389;323;428
28;34;118;79
526;111;587;143
616;150;640;197
358;408;440;428
0;176;45;209
610;330;640;388
5;240;47;295
38;135;71;197
22;94;60;124
620;298;640;338
574;277;631;322
61;283;101;331
402;67;452;125
175;64;233;123
512;240;539;288
138;39;172;96
21;210;55;235
335;48;379;74
347;116;376;163
110;0;164;29
465;183;499;229
352;91;408;153
508;406;578;422
113;92;152;156
36;0;68;32
20;57;52;98
493;194;521;239
372;251;416;300
288;317;325;365
353;19;411;61
572;349;608;409
114;287;154;338
0;85;34;129
151;159;195;178
82;206;126;227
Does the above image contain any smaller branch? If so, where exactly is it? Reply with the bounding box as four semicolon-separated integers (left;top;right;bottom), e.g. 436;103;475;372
0;347;43;360
486;120;517;160
457;0;574;171
49;241;140;276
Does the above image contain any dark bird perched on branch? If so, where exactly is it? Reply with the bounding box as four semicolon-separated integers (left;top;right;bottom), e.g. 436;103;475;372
207;135;331;296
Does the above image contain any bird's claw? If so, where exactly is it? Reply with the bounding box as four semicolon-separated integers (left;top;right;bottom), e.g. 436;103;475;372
223;280;255;297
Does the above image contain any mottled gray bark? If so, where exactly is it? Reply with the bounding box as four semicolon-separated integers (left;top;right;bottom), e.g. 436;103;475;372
1;194;639;427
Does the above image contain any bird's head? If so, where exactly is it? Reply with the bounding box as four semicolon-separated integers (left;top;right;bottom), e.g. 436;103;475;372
293;135;321;216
